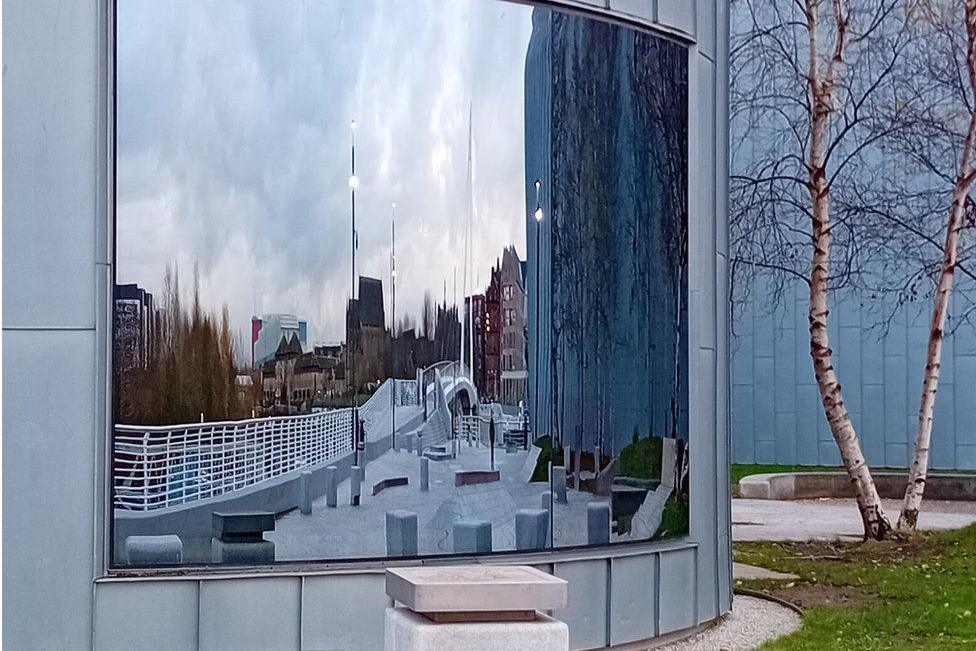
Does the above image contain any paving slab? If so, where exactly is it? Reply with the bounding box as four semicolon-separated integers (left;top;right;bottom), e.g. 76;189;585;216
732;562;797;581
733;498;976;541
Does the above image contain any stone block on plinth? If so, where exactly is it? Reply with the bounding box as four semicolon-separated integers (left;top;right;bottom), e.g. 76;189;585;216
351;465;363;506
211;512;275;565
384;565;568;651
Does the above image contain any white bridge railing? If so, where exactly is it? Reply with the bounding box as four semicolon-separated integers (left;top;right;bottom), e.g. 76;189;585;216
114;408;354;512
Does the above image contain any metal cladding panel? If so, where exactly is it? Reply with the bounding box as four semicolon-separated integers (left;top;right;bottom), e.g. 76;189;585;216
609;555;656;645
658;0;697;36
94;581;199;651
554;559;609;651
2;0;98;329
302;573;390;651
199;578;301;651
658;547;697;633
2;330;97;650
609;0;656;22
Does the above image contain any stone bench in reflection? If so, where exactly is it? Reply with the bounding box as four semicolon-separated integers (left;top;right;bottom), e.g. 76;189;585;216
373;476;410;496
454;470;500;487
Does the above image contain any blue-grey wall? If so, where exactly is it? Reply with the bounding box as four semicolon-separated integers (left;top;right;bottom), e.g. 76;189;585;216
3;1;732;649
732;277;976;469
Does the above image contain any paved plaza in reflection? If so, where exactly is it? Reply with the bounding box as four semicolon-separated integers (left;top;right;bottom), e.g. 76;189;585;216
270;443;611;559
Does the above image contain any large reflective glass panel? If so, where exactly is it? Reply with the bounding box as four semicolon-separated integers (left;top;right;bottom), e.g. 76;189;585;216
112;0;688;566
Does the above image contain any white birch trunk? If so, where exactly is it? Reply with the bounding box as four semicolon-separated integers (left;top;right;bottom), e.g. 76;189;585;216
806;0;891;540
898;0;976;532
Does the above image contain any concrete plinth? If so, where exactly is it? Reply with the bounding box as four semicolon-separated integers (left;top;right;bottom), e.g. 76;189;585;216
420;457;430;492
515;509;549;551
351;466;363;506
325;465;338;508
552;465;568;504
386;510;419;557
124;535;183;565
299;470;313;515
453;519;491;554
384;608;568;651
587;502;611;545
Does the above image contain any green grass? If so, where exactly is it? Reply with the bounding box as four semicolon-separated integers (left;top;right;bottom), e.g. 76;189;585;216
530;435;557;482
619;435;662;481
735;524;976;650
729;464;976;493
652;491;688;539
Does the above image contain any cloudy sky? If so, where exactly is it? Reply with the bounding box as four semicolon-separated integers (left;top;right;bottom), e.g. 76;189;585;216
117;0;533;345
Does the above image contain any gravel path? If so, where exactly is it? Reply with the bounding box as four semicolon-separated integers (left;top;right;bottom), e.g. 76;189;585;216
657;595;801;650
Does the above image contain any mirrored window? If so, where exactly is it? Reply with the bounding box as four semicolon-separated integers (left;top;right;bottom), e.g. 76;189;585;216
112;0;688;567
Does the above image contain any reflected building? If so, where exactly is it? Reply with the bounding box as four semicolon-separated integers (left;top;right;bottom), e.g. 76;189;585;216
251;313;309;367
261;336;347;414
346;276;389;389
498;246;527;406
113;283;157;375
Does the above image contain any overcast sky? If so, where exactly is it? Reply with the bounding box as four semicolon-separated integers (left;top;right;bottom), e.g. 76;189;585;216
117;0;533;345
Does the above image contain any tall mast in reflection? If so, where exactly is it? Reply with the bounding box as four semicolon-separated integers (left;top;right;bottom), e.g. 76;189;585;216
349;118;360;463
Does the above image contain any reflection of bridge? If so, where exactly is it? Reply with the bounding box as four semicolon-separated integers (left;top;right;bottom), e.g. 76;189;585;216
113;361;479;512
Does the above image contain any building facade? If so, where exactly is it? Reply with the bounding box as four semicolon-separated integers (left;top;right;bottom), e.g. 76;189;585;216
2;2;730;650
251;313;309;368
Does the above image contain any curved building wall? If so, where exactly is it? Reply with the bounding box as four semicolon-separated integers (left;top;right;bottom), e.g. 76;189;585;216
1;1;731;649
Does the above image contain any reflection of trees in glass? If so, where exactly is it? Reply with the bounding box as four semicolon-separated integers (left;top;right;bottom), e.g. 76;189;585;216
115;265;254;425
542;12;688;462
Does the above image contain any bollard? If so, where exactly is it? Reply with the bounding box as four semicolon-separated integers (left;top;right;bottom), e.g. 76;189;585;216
541;490;553;511
386;510;419;557
453;519;492;554
299;470;313;515
515;509;549;551
211;512;275;565
420;456;430;492
124;535;183;565
416;434;424;457
406;433;414;454
552;466;568;504
325;465;338;508
351;465;363;506
587;502;611;545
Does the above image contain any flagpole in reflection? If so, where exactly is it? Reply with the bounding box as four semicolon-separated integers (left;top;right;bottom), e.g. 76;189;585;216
349;119;360;465
533;179;543;443
391;201;397;450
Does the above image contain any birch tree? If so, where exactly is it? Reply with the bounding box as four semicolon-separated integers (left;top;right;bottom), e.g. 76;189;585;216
898;0;976;531
732;0;908;539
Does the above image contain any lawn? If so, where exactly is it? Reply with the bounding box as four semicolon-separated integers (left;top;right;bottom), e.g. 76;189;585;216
735;524;976;650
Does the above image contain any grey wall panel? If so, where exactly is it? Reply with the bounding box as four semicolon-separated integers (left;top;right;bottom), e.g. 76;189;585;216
302;573;390;651
609;555;656;645
94;581;199;651
2;0;98;329
2;330;96;650
554;559;609;651
731;278;976;469
609;0;656;22
658;0;697;37
199;578;302;651
658;548;696;633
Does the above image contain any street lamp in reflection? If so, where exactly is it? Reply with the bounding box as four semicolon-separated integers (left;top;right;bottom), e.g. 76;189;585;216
533;179;543;443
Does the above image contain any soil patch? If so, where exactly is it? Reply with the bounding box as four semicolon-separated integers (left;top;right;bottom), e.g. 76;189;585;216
765;583;876;609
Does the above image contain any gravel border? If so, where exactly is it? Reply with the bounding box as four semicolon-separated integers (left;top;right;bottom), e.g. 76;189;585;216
656;595;801;650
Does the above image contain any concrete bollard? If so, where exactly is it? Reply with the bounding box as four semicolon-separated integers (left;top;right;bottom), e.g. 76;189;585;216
211;512;275;565
386;510;419;557
416;434;424;457
541;490;553;511
515;509;550;551
351;465;363;506
299;470;313;515
420;456;430;492
453;519;492;554
406;433;414;454
587;502;611;545
325;465;338;508
506;439;517;454
124;535;183;565
552;465;568;504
